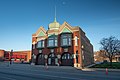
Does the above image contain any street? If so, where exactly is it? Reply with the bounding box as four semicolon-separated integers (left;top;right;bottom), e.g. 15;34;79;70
0;62;120;80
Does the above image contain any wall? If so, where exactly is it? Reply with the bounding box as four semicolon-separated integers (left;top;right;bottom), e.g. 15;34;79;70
1;50;31;62
0;50;4;61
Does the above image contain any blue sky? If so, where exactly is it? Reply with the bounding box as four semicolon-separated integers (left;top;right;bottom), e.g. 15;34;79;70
0;0;120;51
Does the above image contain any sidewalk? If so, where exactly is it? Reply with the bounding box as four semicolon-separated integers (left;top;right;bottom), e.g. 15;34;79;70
33;64;76;70
82;67;120;71
0;61;9;65
1;61;120;72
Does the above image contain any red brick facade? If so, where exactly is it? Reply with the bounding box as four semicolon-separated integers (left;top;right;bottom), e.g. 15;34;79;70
0;49;31;62
0;49;4;61
31;21;94;68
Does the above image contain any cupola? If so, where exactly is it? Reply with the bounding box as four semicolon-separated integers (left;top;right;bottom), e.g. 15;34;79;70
48;6;60;30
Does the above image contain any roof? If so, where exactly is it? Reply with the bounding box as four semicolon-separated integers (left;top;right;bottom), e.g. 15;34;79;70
32;21;82;37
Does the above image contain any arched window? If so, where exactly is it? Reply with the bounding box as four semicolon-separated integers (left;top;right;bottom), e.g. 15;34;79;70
48;53;56;65
39;54;44;58
61;53;73;66
37;54;45;65
75;36;78;46
62;53;72;59
49;53;55;57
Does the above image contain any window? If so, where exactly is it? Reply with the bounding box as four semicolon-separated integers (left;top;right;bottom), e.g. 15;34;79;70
39;54;44;58
48;35;58;47
61;34;72;46
62;53;72;59
68;54;70;59
37;40;44;48
55;39;57;46
74;36;78;46
49;53;55;57
64;54;66;59
42;41;44;47
68;37;71;45
62;54;66;59
48;39;54;46
63;38;68;45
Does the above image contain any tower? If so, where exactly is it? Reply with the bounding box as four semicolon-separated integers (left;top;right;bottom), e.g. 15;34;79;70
48;6;60;30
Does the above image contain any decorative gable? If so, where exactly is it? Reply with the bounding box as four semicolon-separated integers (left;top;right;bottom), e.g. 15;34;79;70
59;22;73;34
62;27;72;33
35;26;46;37
38;31;45;36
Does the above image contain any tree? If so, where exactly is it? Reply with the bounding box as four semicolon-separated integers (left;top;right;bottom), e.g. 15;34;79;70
100;36;120;66
94;50;106;62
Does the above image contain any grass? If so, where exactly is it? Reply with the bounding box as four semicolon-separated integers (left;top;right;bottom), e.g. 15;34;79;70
91;62;120;69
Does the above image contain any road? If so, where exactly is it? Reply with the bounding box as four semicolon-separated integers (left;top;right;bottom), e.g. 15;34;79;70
0;62;120;80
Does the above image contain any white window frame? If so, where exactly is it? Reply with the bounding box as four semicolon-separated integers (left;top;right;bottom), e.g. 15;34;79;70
37;40;45;48
61;34;72;46
48;36;58;47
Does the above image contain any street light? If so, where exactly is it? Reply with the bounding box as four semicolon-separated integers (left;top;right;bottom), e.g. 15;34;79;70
10;49;13;65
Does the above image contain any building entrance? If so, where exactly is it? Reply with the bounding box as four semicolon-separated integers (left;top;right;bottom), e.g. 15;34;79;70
36;53;45;65
61;52;73;66
48;53;57;65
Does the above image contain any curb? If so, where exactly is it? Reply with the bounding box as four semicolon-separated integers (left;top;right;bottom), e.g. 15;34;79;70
84;68;120;71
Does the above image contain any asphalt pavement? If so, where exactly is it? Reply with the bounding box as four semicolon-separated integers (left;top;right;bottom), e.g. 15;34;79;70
0;62;120;80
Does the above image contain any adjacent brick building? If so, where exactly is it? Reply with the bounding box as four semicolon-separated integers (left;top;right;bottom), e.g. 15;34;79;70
31;18;94;68
0;49;4;61
94;50;120;62
0;49;31;62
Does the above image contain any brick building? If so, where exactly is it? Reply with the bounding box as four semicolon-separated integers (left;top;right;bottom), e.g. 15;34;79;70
0;49;4;61
94;50;120;62
31;18;94;68
0;49;31;62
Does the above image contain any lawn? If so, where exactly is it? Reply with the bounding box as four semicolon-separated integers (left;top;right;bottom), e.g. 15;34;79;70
91;62;120;69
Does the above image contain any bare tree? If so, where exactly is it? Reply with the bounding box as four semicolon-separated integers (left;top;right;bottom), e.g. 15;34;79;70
99;50;107;61
100;36;120;66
